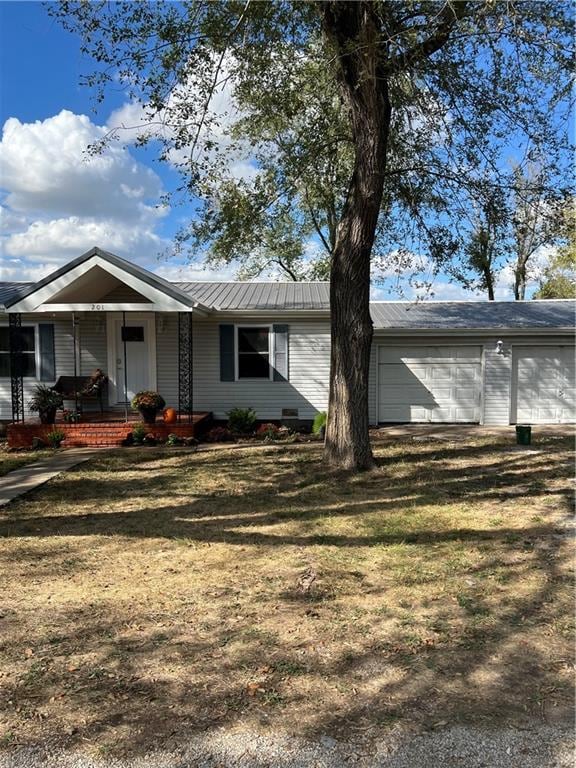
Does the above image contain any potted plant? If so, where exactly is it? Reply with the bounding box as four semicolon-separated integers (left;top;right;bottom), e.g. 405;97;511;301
28;385;64;424
131;391;166;424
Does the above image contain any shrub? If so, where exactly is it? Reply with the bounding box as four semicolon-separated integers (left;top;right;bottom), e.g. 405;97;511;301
166;433;183;446
205;426;235;443
227;407;257;435
312;411;327;435
62;409;80;423
256;423;281;440
46;429;66;448
131;423;147;445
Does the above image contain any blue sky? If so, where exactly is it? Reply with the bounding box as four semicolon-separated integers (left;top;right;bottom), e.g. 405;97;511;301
0;2;565;298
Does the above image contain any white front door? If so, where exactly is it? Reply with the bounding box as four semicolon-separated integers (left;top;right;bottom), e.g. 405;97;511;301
108;315;156;404
377;345;483;423
512;345;576;424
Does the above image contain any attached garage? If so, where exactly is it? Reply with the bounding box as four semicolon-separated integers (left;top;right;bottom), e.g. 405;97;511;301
377;345;482;423
512;345;575;424
370;300;575;427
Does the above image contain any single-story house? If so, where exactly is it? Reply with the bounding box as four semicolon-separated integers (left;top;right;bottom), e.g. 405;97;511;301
1;247;574;444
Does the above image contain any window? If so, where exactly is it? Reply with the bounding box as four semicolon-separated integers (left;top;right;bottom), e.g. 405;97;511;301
237;326;270;379
121;326;145;342
0;326;36;377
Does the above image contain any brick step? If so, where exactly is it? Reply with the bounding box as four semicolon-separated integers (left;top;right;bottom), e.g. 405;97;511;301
7;415;211;449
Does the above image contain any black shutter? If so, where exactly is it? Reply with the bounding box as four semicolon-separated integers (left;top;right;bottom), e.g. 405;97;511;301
219;324;235;381
38;323;56;382
273;325;289;381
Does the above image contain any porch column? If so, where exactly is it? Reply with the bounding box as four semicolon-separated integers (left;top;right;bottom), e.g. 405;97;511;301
178;313;193;423
8;313;25;423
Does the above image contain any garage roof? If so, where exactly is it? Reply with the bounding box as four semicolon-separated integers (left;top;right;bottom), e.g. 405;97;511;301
369;300;575;330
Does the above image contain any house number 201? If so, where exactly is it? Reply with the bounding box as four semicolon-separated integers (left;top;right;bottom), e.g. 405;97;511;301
91;304;104;311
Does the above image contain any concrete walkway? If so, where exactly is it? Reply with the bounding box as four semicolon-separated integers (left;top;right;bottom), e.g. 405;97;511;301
0;449;96;507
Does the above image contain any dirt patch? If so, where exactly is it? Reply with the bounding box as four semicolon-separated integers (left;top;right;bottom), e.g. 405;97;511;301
0;433;573;756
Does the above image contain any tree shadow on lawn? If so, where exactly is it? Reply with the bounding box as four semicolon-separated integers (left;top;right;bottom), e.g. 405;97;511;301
0;443;572;543
1;531;573;756
0;437;573;755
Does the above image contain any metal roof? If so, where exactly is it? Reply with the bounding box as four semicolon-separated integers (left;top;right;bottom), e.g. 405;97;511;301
369;300;575;330
0;282;34;307
0;264;573;330
176;281;330;310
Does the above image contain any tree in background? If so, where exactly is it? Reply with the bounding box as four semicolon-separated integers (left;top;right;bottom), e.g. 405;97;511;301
52;1;573;469
534;201;576;299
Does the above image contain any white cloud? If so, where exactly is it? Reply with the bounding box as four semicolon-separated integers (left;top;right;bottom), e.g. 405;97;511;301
4;217;165;265
0;109;172;280
1;111;163;221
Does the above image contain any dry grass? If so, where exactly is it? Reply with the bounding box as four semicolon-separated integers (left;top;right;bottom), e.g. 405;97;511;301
0;445;57;477
0;432;574;756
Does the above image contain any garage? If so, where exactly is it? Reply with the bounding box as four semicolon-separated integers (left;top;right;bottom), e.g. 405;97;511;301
512;345;576;424
377;345;483;423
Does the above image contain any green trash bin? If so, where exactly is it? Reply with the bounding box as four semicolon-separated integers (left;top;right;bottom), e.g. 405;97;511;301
516;425;532;446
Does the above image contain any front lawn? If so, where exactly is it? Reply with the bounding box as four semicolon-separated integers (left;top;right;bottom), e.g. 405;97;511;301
0;445;57;478
0;433;573;755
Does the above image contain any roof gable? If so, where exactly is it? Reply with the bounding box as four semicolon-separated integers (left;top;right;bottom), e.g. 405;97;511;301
3;247;208;313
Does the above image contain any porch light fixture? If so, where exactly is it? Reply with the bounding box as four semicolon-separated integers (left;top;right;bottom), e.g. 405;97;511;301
495;340;505;355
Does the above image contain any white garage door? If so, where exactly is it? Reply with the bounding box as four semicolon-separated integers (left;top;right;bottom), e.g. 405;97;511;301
377;345;482;423
513;346;576;424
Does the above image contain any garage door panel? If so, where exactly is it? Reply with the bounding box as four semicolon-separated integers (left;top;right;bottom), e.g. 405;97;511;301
377;345;482;423
513;346;576;424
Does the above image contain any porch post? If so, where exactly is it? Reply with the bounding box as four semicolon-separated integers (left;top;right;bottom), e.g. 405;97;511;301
178;312;193;423
8;313;25;423
72;313;80;415
122;311;129;422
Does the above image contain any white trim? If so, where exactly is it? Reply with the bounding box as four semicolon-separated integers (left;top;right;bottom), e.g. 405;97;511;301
31;303;187;313
234;324;274;382
8;255;194;313
106;313;157;404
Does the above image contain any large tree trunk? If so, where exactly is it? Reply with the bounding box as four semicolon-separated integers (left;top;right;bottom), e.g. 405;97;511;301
322;2;391;470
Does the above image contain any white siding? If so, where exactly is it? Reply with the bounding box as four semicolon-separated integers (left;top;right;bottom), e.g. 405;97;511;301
152;314;331;419
482;345;512;425
156;313;179;408
0;313;108;419
191;316;330;420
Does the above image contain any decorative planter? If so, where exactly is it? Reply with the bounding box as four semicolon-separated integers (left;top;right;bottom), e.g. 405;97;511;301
139;407;158;425
39;408;57;425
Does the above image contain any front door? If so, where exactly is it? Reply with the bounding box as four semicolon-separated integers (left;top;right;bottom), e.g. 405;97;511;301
108;315;156;404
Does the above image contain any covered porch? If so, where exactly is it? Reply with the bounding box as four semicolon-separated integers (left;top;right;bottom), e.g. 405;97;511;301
3;248;211;447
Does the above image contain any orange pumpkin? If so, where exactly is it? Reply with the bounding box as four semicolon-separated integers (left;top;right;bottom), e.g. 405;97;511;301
163;407;178;424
